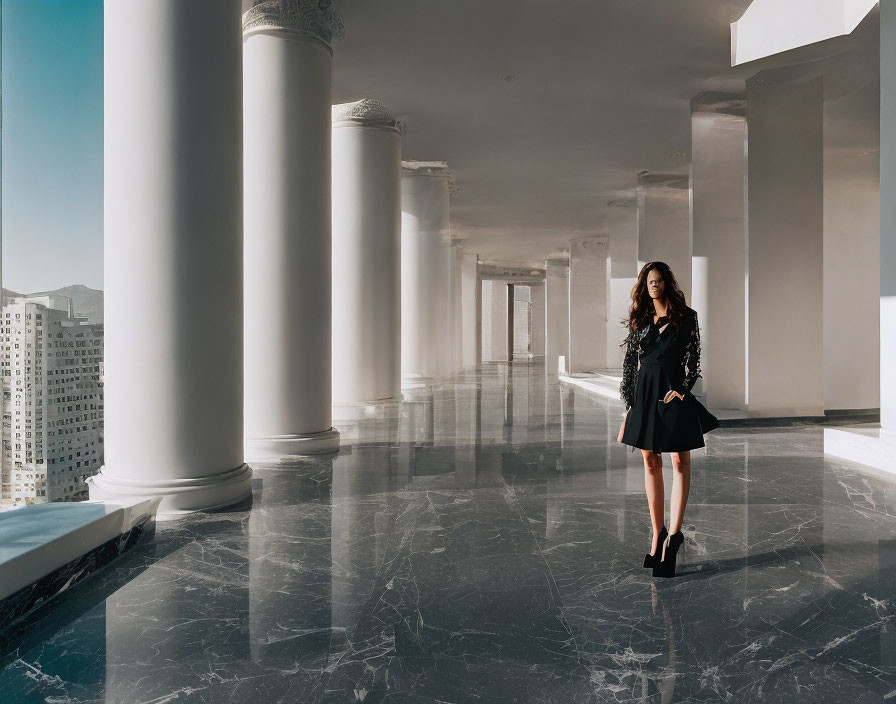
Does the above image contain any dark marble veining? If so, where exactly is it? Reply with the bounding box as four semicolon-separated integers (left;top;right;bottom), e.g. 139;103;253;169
0;519;154;634
2;361;896;702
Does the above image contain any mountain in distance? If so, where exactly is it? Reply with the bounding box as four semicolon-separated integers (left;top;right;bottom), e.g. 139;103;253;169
1;288;23;305
2;284;104;324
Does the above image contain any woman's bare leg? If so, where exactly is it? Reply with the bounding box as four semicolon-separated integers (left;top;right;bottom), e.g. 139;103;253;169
642;449;664;552
669;451;691;534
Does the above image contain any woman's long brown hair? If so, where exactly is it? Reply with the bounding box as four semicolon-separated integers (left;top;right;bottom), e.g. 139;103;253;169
621;261;688;335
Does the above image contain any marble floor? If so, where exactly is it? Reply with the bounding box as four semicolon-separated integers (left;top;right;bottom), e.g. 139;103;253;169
2;361;896;703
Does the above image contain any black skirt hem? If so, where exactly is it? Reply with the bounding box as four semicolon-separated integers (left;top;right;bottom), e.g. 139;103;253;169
620;438;706;454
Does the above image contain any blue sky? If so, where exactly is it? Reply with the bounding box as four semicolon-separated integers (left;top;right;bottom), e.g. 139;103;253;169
2;0;103;293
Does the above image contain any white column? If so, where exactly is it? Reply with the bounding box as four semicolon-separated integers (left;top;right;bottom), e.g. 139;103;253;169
451;242;464;372
530;282;546;357
401;161;453;384
482;280;509;362
823;80;880;411
545;258;569;374
481;279;492;361
746;67;823;416
507;284;515;361
475;269;483;366
637;173;691;303
242;2;341;456
90;0;252;516
880;0;896;434
690;93;747;410
824;1;890;470
331;99;401;407
568;237;609;373
460;252;479;367
607;199;638;368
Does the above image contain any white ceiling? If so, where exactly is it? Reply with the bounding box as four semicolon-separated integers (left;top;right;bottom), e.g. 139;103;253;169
330;0;877;266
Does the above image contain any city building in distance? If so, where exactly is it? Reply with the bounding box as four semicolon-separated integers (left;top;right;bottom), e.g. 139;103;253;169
0;295;104;509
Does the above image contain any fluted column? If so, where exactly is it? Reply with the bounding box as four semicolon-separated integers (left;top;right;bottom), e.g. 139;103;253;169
400;161;454;384
242;0;342;456
331;99;401;408
89;0;252;517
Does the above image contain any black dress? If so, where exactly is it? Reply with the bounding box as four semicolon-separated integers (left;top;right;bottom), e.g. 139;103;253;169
619;307;719;453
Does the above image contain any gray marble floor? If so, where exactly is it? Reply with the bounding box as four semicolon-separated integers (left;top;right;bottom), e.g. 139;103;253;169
2;361;896;703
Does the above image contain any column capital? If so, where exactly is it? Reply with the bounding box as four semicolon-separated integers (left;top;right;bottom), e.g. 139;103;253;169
401;160;458;195
242;0;344;44
332;98;401;132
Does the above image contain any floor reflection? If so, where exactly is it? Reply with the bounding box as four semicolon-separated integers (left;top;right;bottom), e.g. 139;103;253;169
2;360;896;702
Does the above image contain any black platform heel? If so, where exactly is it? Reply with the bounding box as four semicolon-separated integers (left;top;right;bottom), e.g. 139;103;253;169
642;525;668;568
652;531;684;578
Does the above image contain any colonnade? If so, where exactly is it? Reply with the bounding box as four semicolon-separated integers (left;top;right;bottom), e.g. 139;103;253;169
90;0;475;516
537;41;881;463
89;0;894;516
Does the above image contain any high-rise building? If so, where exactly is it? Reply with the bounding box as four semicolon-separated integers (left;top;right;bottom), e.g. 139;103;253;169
0;295;104;508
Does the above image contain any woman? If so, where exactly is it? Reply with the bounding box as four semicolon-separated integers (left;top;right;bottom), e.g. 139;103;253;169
616;262;719;578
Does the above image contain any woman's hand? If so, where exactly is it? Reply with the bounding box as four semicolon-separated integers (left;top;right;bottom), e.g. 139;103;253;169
663;390;685;403
617;408;628;442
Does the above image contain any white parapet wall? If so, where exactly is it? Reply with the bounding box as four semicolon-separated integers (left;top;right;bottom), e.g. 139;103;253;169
824;427;896;476
0;496;160;626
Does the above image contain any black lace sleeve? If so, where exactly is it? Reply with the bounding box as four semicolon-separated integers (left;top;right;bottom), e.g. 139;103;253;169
619;325;639;410
679;309;702;394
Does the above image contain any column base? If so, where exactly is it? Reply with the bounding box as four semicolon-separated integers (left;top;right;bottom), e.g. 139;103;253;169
824;426;896;477
86;463;253;521
245;427;341;461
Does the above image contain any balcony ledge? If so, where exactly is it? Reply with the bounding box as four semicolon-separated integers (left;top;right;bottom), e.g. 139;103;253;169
0;496;160;631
